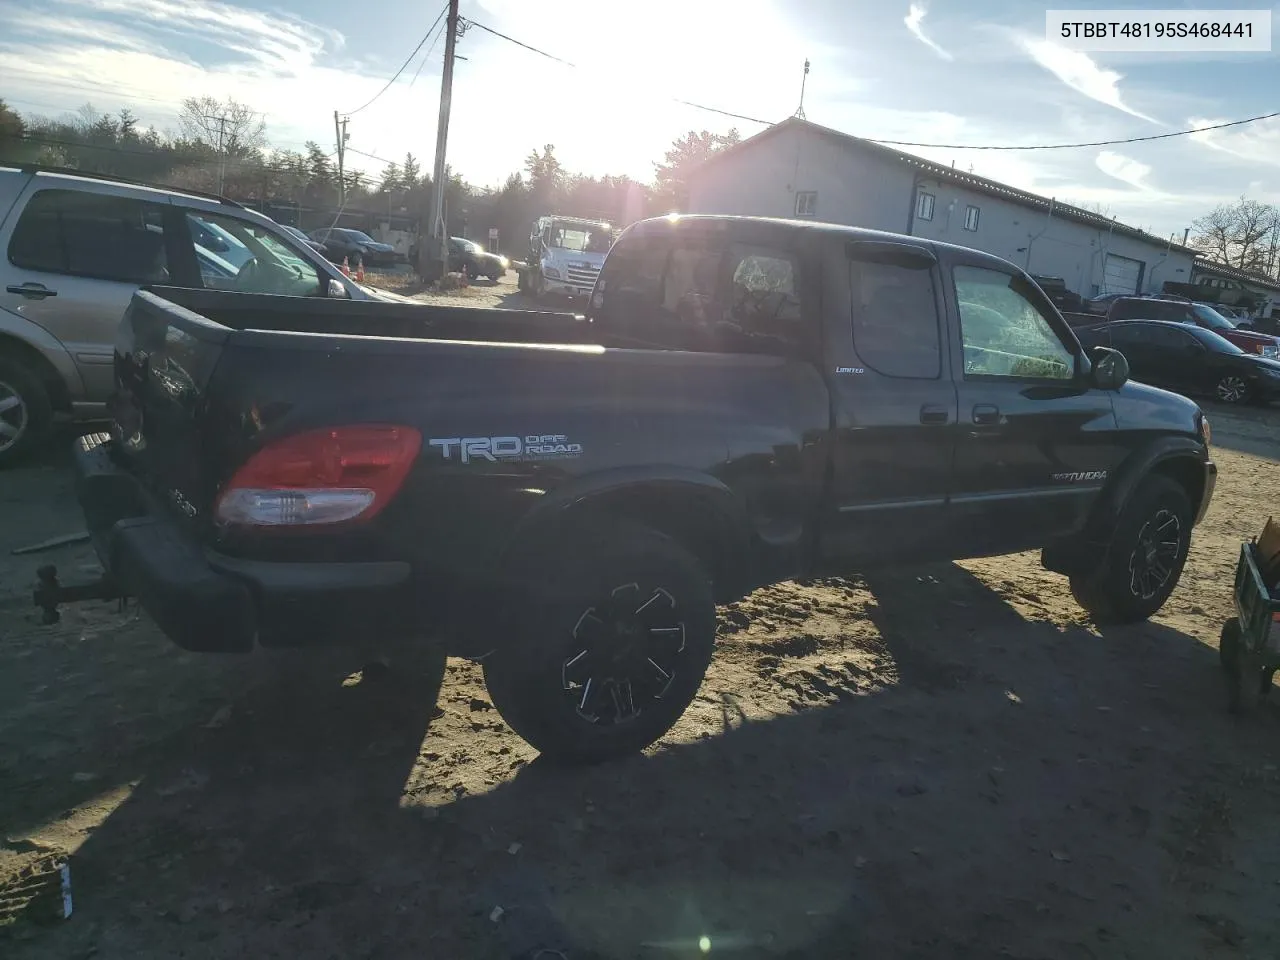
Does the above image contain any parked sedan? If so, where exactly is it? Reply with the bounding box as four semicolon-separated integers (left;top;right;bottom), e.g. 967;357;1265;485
1077;319;1280;404
281;224;327;253
308;227;399;267
1107;296;1280;358
448;237;508;280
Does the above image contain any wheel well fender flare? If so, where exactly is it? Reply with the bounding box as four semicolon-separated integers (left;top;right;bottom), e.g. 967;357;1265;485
1088;438;1207;539
0;318;82;410
497;467;754;599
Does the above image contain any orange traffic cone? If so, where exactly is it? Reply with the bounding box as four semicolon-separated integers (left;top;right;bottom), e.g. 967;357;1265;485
355;258;365;282
341;256;351;277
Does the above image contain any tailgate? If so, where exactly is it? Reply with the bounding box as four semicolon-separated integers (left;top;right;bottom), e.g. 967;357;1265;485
112;290;232;531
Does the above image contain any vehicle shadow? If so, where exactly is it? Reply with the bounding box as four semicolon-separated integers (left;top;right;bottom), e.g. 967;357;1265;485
6;564;1277;959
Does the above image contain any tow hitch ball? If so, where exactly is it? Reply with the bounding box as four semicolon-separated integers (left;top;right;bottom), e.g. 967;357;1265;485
33;565;123;625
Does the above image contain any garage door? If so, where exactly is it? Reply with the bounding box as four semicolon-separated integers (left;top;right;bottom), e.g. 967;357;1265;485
1102;254;1143;295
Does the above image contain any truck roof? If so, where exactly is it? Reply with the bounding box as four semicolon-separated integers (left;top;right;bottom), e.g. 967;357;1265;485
623;214;1019;271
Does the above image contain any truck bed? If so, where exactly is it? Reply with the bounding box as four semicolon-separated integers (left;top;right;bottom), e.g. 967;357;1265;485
145;285;595;344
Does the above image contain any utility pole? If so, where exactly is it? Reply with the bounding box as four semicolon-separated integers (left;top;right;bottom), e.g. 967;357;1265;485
426;0;461;280
201;114;230;195
333;111;348;208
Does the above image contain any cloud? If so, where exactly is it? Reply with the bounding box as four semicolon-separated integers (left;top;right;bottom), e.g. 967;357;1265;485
904;3;953;61
1015;36;1157;123
1095;150;1152;189
48;0;344;71
1188;115;1280;168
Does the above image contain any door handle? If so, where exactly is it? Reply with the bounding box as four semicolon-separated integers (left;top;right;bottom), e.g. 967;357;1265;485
6;283;57;300
972;404;1000;425
919;404;951;425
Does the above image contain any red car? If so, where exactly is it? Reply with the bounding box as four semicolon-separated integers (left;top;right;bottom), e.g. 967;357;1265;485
1107;297;1280;358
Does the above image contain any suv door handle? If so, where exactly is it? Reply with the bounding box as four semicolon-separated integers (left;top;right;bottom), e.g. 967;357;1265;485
6;283;57;300
919;404;951;425
972;404;1000;425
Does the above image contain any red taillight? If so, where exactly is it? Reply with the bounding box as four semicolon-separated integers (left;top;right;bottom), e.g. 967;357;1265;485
215;425;421;526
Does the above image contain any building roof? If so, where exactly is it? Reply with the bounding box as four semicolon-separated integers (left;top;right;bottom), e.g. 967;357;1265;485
693;117;1199;257
1191;257;1280;293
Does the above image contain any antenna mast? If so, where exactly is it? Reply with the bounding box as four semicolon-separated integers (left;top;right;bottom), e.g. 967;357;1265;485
795;59;810;119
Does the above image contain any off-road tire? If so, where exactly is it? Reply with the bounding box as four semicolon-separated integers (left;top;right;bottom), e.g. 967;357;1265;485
0;354;53;468
482;519;717;765
1069;474;1192;624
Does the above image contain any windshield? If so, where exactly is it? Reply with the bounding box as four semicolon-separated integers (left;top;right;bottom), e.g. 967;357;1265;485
1192;303;1235;331
548;223;611;254
1197;327;1246;355
187;212;322;297
452;237;480;254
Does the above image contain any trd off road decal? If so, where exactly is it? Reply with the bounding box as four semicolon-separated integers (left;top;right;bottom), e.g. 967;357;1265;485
428;434;584;464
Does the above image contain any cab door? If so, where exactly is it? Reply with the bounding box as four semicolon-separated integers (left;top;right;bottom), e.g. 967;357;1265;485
819;240;960;566
944;253;1125;554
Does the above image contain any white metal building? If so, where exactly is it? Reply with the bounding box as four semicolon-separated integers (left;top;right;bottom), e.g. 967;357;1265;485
687;118;1196;299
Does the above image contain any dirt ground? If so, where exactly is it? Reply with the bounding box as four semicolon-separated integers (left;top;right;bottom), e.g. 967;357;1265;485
3;394;1280;959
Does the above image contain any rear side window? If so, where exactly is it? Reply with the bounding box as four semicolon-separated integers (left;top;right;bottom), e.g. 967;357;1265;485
848;256;941;378
8;189;168;283
592;234;807;355
1113;299;1185;323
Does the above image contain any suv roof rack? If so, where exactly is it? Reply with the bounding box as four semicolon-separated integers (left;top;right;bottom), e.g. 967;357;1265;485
15;164;244;208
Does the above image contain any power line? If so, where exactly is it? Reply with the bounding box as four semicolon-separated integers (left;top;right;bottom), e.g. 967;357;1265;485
341;3;448;116
345;146;398;166
459;17;1280;152
867;111;1280;150
462;19;576;67
409;14;450;88
461;17;773;126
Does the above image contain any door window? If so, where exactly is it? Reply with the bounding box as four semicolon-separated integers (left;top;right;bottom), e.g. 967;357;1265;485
8;189;169;283
849;254;941;378
954;266;1075;380
185;211;323;296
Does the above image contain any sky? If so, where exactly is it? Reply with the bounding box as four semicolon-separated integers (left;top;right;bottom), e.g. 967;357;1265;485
1;0;1278;239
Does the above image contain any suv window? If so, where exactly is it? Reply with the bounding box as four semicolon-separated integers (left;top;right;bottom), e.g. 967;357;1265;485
185;211;322;297
848;255;941;378
954;266;1075;380
9;189;168;283
1112;298;1187;323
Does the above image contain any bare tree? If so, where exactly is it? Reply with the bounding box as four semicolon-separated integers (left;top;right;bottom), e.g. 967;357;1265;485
177;96;266;156
1190;196;1280;276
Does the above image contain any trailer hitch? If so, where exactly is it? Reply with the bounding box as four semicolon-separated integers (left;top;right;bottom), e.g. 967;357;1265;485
33;564;124;625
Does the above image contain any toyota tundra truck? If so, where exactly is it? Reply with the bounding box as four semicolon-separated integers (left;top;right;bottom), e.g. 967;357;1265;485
53;215;1216;764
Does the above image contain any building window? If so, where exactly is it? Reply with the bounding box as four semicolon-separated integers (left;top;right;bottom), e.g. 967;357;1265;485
794;191;817;217
916;191;935;221
963;205;981;232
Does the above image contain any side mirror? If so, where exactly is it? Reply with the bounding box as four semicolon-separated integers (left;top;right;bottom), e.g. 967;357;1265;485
327;278;351;298
1089;346;1128;390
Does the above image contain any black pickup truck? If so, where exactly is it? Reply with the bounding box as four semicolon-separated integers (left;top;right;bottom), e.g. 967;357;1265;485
58;215;1216;764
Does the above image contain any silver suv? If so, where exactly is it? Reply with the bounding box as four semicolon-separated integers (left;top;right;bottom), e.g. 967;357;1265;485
0;166;389;464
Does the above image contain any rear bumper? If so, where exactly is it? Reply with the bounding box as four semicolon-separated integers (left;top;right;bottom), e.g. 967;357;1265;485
72;433;412;653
